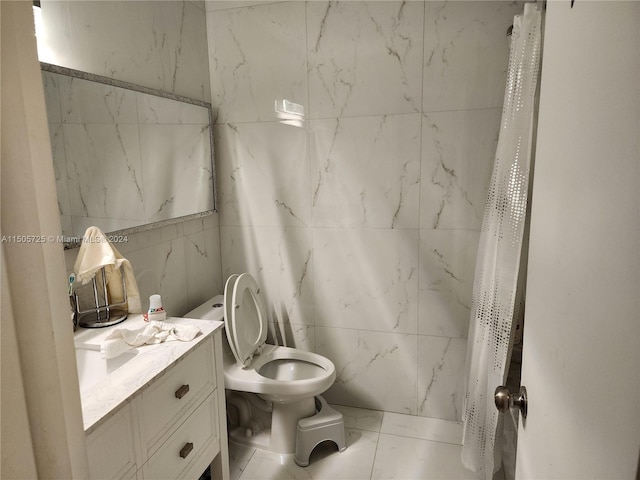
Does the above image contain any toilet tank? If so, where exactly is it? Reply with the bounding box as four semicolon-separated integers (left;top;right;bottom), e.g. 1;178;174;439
185;295;225;321
185;294;237;368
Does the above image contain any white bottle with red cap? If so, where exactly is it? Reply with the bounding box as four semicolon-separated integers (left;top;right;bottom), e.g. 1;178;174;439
143;294;166;322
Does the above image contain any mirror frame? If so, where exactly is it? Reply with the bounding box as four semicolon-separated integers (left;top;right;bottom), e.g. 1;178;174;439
40;62;217;249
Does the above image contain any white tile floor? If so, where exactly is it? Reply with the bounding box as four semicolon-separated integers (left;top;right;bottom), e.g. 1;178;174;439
228;406;477;480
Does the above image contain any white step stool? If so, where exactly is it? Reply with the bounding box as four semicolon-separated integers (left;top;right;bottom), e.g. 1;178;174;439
294;396;346;467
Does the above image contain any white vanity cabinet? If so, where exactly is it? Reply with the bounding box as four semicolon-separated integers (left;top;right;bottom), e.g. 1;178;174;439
83;326;229;480
86;404;138;480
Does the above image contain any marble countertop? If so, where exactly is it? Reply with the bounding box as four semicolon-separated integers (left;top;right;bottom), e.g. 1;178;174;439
74;314;223;434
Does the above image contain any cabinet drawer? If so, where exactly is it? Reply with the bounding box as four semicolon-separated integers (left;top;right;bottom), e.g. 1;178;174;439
143;393;219;480
139;337;216;453
87;405;137;480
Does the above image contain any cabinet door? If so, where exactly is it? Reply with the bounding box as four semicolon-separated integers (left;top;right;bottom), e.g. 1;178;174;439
138;336;216;457
87;404;138;480
142;393;219;480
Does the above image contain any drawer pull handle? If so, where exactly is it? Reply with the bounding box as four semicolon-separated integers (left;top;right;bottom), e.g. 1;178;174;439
179;442;194;459
175;384;190;399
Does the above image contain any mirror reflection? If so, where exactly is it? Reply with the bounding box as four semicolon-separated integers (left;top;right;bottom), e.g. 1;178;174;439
41;63;215;245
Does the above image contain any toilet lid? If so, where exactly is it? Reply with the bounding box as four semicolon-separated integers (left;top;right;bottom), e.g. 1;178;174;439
229;273;268;367
223;274;241;364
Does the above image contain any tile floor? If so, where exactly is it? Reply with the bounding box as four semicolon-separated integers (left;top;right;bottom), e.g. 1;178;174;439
228;406;477;480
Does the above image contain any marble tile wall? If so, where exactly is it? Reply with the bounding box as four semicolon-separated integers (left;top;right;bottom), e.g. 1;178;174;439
39;1;211;102
42;1;224;316
43;72;213;237
64;215;223;318
207;0;522;421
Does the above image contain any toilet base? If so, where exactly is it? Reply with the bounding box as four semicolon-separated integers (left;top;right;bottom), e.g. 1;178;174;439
270;398;316;453
227;394;316;454
229;427;272;451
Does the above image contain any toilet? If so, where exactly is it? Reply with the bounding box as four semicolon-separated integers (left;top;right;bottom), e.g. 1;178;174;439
186;273;337;454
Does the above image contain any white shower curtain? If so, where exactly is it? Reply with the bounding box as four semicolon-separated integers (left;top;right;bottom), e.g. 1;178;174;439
461;4;542;479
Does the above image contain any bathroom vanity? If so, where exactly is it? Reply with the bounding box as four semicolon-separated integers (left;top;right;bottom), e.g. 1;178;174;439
74;316;229;480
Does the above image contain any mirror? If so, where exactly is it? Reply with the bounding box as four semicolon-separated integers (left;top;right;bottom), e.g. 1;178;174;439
41;62;216;248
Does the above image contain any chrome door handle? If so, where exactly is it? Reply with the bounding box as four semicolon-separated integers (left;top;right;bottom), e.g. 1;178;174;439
494;385;528;419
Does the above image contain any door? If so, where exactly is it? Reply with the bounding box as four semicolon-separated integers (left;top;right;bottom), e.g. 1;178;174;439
516;1;639;478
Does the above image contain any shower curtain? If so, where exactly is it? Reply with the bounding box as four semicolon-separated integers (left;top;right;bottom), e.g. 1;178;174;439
461;4;542;479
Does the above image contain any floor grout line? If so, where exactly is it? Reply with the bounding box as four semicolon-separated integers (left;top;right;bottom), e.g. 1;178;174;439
368;413;384;480
229;408;467;480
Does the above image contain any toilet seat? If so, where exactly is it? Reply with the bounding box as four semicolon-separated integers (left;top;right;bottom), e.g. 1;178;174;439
228;273;268;368
223;343;336;403
223;274;240;363
220;274;336;403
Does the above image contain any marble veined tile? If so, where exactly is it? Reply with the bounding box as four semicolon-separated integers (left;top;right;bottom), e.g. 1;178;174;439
371;433;475;479
49;123;71;217
220;226;314;326
187;0;205;11
182;213;219;236
40;1;211;102
139;124;213;222
237;428;378;480
313;228;418;334
316;327;418;415
381;412;463;445
419;229;480;338
423;1;524;112
330;405;383;433
207;2;307;123
267;322;315;352
60;215;73;239
117;222;184;256
42;72;62;124
310;114;421;228
417;336;467;421
58;75;138;125
307;1;424;118
63;124;145;221
184;228;223;309
136;93;209;125
228;441;255;480
71;217;142;241
206;1;277;12
420;108;501;230
126;237;189;316
214;122;310;227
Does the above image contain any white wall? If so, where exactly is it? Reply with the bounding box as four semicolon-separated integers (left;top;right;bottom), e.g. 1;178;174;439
38;0;224;316
2;2;89;476
207;0;523;419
